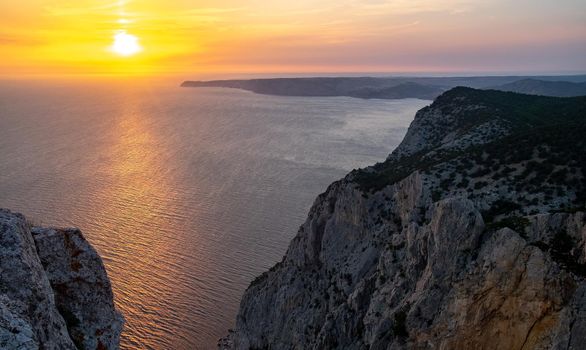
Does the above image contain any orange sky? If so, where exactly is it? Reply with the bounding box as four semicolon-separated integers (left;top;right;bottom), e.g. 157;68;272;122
1;0;585;78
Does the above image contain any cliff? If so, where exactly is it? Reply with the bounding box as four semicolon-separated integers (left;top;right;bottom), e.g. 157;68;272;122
221;88;586;349
0;209;123;350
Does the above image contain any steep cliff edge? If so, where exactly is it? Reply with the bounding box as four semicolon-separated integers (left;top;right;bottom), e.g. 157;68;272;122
222;88;586;349
0;209;123;350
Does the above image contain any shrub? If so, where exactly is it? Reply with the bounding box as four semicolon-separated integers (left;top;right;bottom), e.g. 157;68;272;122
393;311;409;338
486;216;530;237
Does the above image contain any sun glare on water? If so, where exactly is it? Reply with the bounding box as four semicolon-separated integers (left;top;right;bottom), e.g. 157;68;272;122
111;30;142;57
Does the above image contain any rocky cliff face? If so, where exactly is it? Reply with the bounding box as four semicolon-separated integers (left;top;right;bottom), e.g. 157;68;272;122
0;209;123;350
221;88;586;349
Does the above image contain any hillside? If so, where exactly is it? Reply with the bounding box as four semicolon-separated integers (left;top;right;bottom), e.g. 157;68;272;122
348;82;444;100
220;88;586;349
489;78;586;97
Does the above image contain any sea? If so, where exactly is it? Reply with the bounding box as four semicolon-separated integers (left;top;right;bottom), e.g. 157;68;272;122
0;79;429;349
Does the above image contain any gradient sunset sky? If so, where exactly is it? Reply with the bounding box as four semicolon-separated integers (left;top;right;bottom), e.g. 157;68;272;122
1;0;585;78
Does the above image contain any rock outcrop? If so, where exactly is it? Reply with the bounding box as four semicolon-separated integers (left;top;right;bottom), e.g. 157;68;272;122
0;209;123;350
221;88;586;349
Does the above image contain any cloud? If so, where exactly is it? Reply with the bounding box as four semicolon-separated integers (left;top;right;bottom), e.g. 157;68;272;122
0;33;45;46
44;1;124;17
347;0;480;15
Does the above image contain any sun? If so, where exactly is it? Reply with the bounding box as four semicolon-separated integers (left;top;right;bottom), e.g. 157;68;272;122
111;31;142;57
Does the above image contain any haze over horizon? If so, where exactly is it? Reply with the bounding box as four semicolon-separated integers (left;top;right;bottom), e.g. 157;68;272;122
1;0;585;78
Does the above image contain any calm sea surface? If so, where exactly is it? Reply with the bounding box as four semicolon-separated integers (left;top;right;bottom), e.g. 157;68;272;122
0;79;429;349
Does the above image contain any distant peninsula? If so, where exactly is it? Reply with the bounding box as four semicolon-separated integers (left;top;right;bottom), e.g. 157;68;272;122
181;75;586;100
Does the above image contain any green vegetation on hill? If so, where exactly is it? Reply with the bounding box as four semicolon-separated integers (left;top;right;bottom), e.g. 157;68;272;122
353;88;586;212
433;87;586;128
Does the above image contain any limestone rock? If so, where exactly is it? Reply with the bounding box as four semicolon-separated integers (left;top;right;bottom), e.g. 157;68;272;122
32;227;124;350
0;209;76;350
0;209;122;350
